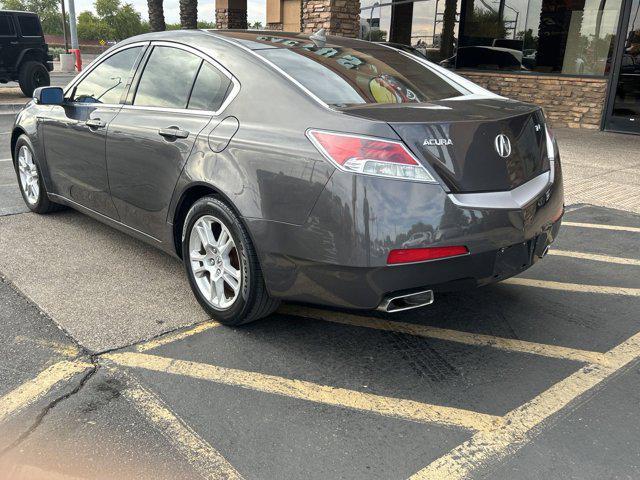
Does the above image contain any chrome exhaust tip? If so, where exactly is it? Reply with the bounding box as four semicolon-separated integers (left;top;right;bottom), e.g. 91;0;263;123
377;290;434;313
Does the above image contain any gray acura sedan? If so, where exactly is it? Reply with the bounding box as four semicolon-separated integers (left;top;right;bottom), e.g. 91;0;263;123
11;30;564;325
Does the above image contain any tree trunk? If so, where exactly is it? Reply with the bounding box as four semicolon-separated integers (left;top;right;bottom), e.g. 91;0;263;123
148;0;166;31
180;0;198;29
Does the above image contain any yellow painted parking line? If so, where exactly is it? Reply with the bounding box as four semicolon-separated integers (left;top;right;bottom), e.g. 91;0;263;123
0;360;93;423
281;306;609;366
549;249;640;266
409;330;640;480
504;278;640;296
562;221;640;233
135;320;221;352
119;370;242;480
105;352;501;432
12;335;82;358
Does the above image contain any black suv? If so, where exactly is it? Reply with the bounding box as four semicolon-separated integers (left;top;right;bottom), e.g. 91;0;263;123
0;11;52;96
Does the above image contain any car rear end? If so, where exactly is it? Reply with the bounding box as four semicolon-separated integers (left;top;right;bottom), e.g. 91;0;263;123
231;33;564;311
301;119;563;311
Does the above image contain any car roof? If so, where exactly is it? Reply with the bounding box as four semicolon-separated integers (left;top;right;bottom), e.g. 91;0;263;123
205;29;376;50
118;29;382;54
0;10;39;15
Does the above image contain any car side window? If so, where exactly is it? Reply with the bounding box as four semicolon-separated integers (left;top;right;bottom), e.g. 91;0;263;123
187;62;232;112
16;15;41;37
0;15;15;36
134;46;202;109
72;46;143;104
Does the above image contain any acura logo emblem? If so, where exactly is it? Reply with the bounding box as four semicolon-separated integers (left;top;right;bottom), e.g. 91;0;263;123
494;134;512;158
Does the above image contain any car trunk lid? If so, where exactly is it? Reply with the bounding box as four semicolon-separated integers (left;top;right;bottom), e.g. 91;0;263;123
340;98;550;193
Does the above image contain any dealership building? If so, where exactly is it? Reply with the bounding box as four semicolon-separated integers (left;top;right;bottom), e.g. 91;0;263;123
214;0;640;134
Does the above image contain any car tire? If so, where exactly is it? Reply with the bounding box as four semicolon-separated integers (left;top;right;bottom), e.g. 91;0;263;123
18;61;50;97
182;195;280;326
14;135;64;214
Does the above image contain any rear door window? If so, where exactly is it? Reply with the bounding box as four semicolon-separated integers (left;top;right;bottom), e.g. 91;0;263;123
134;46;202;109
0;15;15;36
187;62;232;111
257;42;472;106
17;15;41;37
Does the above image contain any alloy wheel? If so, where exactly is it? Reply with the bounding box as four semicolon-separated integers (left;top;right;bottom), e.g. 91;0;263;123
189;215;242;310
17;145;39;205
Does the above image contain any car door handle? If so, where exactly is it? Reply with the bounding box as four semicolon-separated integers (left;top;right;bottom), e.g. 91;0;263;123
85;119;106;129
158;127;190;139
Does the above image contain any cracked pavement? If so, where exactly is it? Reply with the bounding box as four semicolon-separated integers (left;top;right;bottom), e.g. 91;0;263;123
0;276;209;479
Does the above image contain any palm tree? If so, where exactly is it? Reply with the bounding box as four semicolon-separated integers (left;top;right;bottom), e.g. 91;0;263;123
147;0;166;31
180;0;198;29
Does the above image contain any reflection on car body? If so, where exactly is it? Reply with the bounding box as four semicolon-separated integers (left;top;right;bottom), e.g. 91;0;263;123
402;232;433;248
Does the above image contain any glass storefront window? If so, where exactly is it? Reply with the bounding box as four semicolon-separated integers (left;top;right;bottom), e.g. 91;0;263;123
411;0;461;62
359;0;625;77
360;0;392;41
459;0;623;76
359;0;461;63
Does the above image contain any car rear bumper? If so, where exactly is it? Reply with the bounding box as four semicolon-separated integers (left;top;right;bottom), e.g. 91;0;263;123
247;156;564;310
253;217;561;309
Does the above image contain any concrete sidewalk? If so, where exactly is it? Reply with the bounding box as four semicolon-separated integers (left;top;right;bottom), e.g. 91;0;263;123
556;128;640;213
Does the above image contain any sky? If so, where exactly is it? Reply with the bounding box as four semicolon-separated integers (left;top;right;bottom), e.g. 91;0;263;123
71;0;266;25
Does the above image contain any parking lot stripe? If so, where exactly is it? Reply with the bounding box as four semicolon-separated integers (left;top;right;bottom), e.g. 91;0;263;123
562;221;640;233
281;306;610;366
105;352;502;432
409;330;640;480
135;320;221;352
549;249;640;266
0;360;93;423
120;371;243;480
12;335;82;358
504;278;640;296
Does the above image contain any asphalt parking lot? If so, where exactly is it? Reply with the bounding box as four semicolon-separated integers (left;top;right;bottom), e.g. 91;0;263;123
0;111;639;479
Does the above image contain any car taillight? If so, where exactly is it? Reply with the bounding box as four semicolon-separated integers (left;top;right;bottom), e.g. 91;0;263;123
387;246;469;265
307;129;436;183
544;125;556;162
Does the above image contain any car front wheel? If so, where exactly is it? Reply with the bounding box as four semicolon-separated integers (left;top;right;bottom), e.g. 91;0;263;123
14;135;63;213
182;196;279;325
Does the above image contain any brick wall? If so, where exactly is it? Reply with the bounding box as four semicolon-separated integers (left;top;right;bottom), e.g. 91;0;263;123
460;71;608;130
301;0;360;37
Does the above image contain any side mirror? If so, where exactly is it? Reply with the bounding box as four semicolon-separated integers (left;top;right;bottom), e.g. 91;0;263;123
33;86;64;105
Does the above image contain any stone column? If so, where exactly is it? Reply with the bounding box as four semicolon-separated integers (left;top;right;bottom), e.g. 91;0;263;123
301;0;360;37
215;0;248;29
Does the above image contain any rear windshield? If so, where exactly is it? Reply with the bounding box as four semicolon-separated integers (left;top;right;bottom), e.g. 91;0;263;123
256;42;471;107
